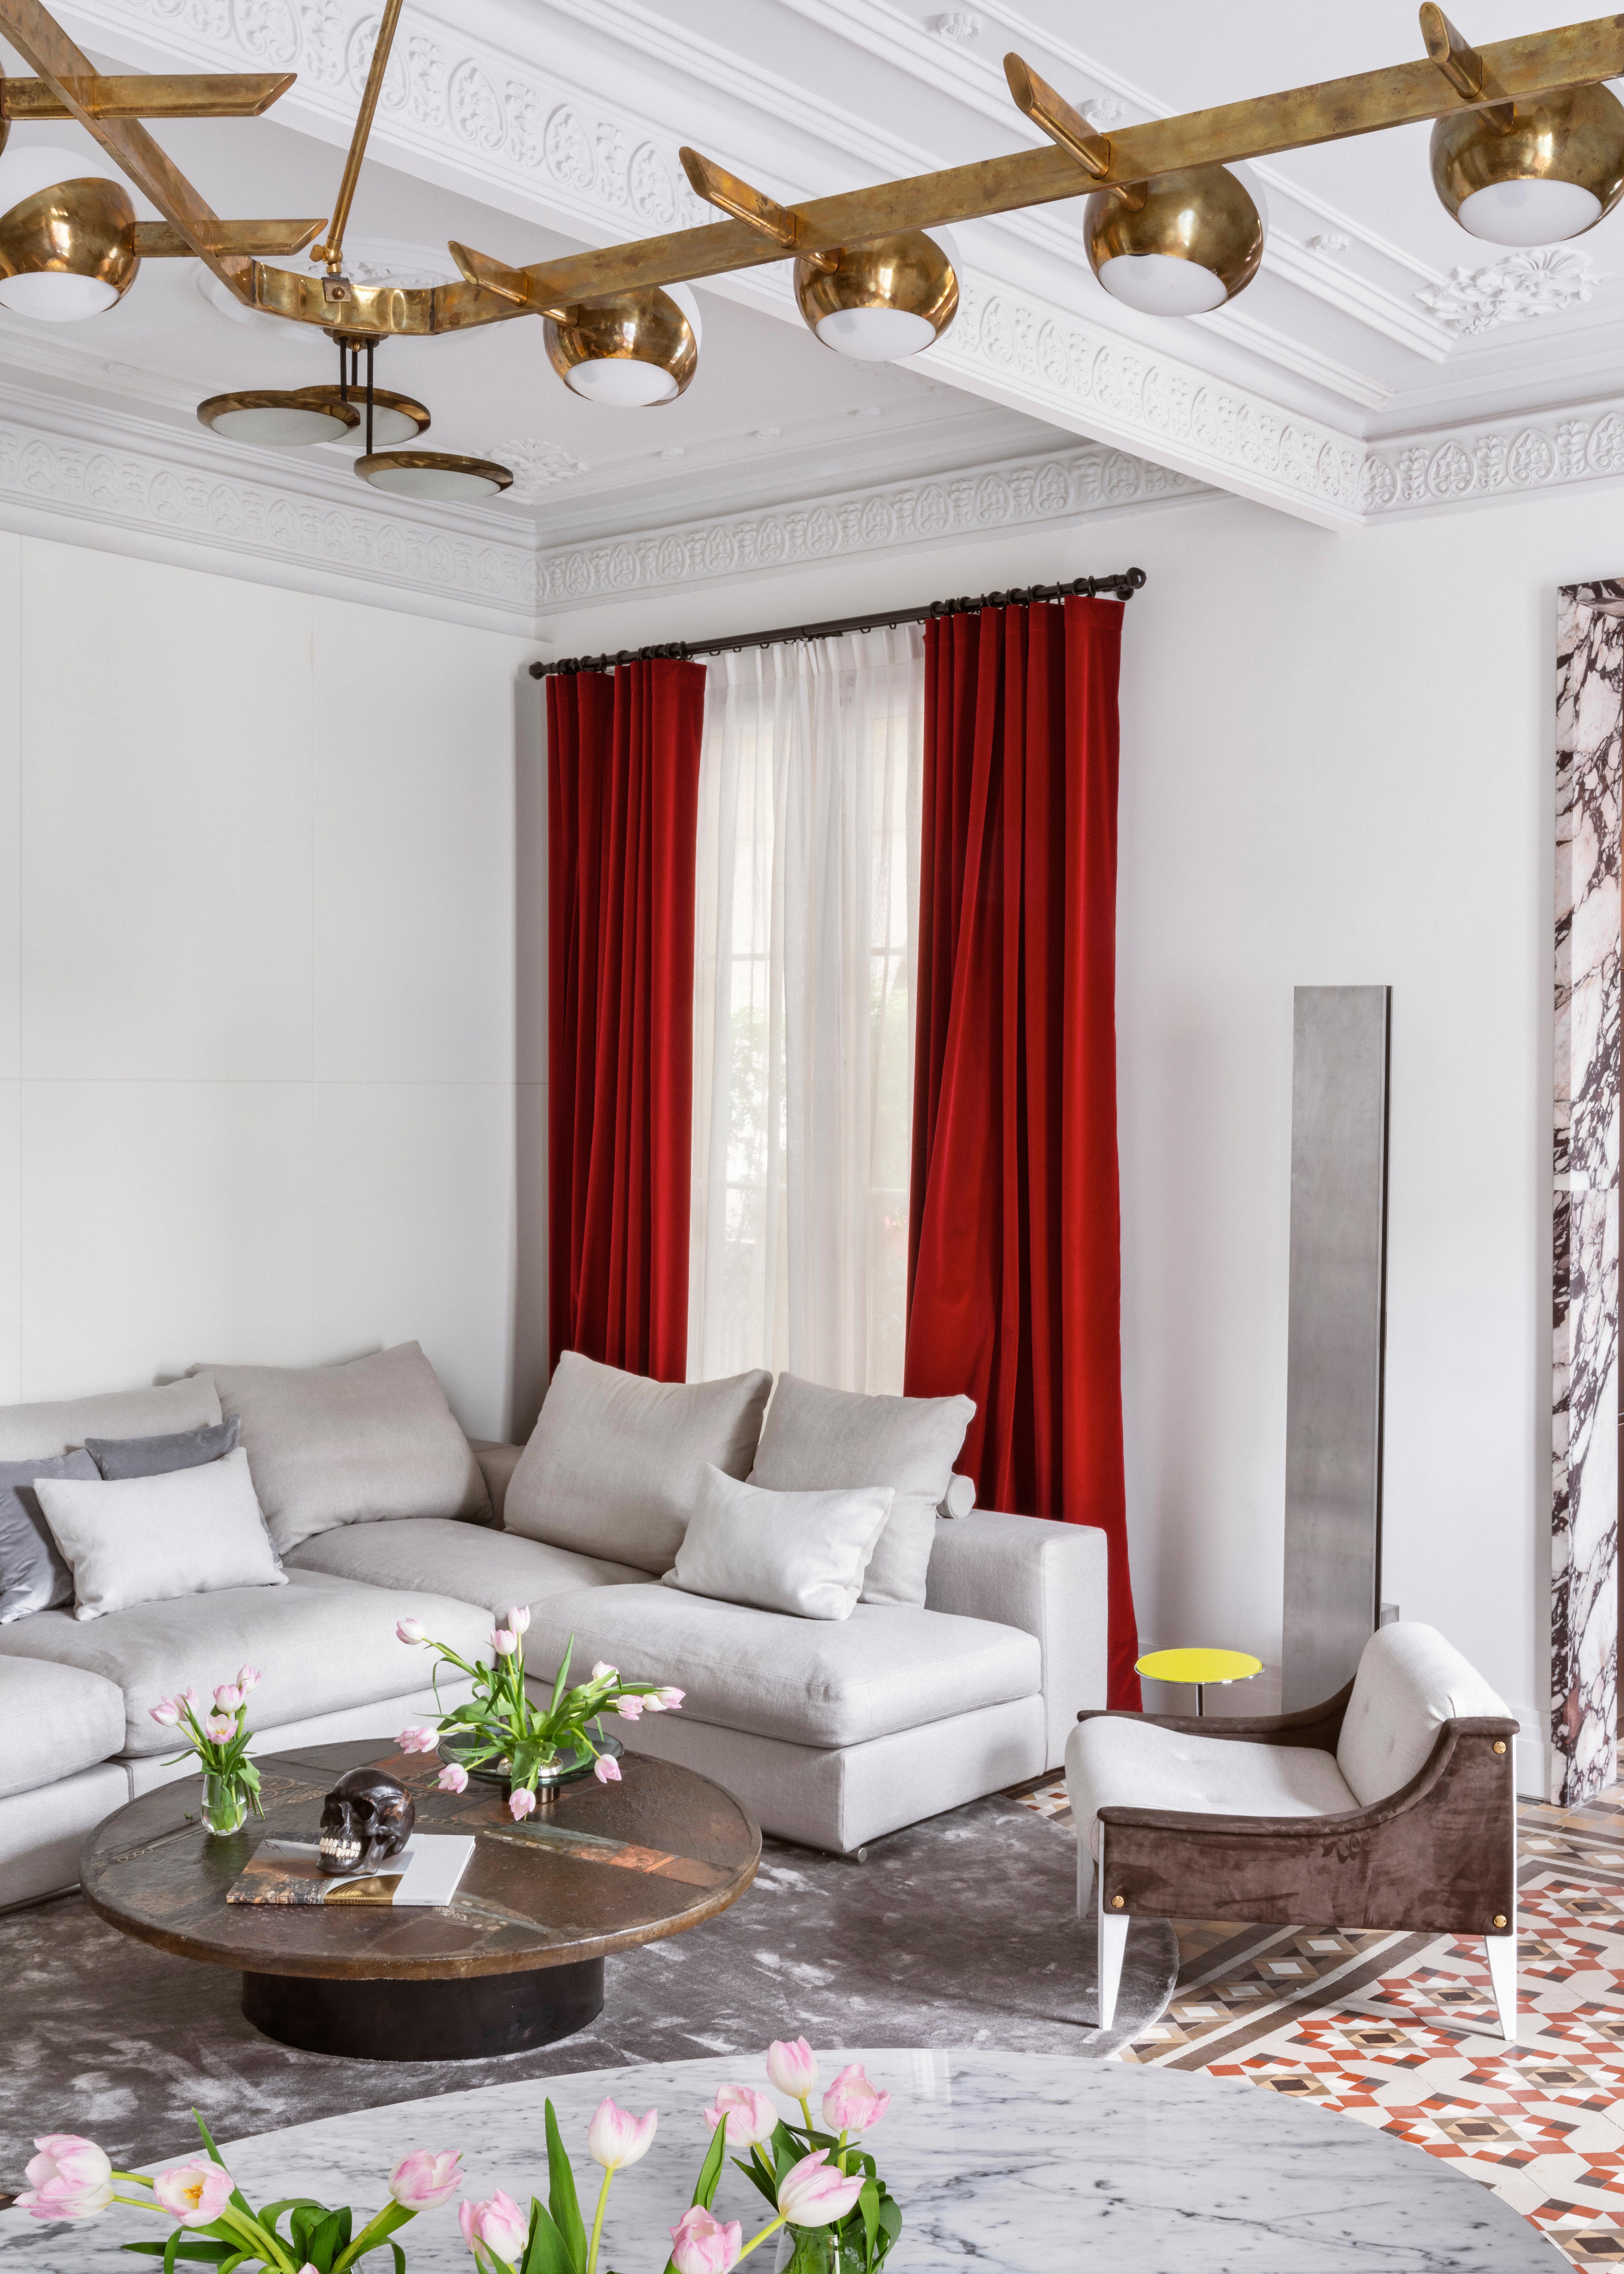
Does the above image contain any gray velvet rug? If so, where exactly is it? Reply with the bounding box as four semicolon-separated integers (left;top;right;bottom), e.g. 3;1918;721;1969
0;1792;1176;2180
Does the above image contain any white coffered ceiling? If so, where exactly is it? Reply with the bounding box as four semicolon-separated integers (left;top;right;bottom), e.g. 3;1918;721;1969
2;0;1624;621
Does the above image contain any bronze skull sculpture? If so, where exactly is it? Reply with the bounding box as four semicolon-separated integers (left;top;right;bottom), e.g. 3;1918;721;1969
318;1767;415;1876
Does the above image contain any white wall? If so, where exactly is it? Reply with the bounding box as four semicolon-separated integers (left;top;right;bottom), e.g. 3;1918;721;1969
0;536;548;1445
540;477;1624;1778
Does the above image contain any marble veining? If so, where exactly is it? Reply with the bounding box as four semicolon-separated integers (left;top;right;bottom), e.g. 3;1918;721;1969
0;2049;1561;2270
1553;583;1623;1806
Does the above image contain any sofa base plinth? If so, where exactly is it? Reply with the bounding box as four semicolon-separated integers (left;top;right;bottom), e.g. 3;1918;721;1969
241;1957;605;2061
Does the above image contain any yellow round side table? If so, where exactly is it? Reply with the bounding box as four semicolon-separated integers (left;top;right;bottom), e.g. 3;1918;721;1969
1136;1647;1262;1718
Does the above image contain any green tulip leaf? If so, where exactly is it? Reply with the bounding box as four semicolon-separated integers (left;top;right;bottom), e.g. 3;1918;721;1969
544;2101;588;2274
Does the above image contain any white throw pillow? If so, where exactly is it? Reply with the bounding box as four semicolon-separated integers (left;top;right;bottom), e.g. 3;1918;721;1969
185;1344;488;1555
748;1373;975;1609
506;1353;774;1573
662;1464;892;1622
32;1447;287;1621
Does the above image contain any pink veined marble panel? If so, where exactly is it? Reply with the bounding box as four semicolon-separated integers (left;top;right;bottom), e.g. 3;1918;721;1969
1553;582;1622;1805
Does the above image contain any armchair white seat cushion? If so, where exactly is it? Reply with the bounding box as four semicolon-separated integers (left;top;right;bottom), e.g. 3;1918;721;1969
1066;1718;1356;1860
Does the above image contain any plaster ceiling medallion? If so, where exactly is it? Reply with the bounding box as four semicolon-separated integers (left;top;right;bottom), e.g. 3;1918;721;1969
927;13;982;44
486;439;592;501
1414;246;1604;334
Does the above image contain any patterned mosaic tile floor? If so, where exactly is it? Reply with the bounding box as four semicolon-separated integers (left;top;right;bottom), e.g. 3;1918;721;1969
1018;1767;1624;2266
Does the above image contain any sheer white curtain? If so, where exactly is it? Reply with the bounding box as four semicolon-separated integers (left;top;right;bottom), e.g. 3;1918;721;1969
688;625;924;1392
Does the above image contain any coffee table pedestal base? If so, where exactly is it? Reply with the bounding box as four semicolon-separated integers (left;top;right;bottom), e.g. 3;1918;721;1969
242;1957;605;2061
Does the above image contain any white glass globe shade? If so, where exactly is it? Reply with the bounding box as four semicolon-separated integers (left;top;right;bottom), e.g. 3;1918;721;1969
209;401;355;444
1095;252;1229;317
0;269;119;320
358;400;422;446
814;304;938;360
362;461;505;501
1456;177;1603;245
564;357;679;406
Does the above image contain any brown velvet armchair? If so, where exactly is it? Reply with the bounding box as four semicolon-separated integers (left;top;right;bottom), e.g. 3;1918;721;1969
1068;1625;1520;2039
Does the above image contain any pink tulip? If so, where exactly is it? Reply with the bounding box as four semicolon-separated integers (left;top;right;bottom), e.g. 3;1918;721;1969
396;1618;426;1645
149;1698;181;1727
766;2038;818;2099
822;2063;889;2135
18;2137;114;2218
389;2148;462;2210
397;1726;438;1754
237;1665;261;1692
646;1686;684;1713
437;1763;469;1795
591;1660;619;1681
703;2084;778;2149
669;2204;742;2274
615;1697;644;1720
777;2149;863;2229
153;2159;235;2227
180;1687;202;1708
507;1605;531;1635
203;1712;235;1742
213;1684;244;1711
491;1629;517;1658
508;1787;536;1821
587;2097;657;2171
594;1754;622;1785
459;2190;529;2267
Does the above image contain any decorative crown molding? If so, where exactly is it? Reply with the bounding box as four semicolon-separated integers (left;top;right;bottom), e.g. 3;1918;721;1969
534;440;1205;611
0;379;539;633
1360;395;1624;515
1414;249;1604;337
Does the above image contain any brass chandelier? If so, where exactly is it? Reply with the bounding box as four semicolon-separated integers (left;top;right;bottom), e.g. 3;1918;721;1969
0;1;1622;501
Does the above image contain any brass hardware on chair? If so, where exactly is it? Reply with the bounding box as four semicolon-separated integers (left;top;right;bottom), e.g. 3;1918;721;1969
1493;1740;1507;1754
1110;1894;1125;1909
1493;1913;1508;1928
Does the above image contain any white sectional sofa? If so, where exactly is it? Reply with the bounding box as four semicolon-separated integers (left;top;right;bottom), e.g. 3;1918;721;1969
0;1346;1107;1906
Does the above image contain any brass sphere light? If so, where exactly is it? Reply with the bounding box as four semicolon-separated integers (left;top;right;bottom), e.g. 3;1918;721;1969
0;146;139;321
1430;81;1624;245
545;283;701;405
794;229;958;360
1084;164;1265;318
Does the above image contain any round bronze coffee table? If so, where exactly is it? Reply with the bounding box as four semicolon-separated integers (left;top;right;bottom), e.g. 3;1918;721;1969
82;1738;760;2063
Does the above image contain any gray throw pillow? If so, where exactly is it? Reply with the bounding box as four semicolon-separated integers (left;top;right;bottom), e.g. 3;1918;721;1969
505;1352;774;1573
749;1373;976;1610
85;1413;241;1480
0;1451;98;1623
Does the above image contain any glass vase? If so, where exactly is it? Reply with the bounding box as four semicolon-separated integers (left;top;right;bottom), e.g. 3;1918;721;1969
774;2227;868;2274
201;1772;248;1838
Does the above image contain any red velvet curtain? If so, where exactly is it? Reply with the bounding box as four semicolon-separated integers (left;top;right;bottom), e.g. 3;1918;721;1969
905;596;1141;1709
548;658;707;1382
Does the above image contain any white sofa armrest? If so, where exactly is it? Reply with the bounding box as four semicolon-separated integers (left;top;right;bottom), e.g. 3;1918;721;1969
469;1439;523;1526
925;1510;1108;1773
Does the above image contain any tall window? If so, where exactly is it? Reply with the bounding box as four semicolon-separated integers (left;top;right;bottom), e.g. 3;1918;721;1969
688;627;924;1391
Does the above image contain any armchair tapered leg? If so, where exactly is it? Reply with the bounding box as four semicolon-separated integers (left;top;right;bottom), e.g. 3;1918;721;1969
1096;1849;1128;2031
1484;1931;1517;2041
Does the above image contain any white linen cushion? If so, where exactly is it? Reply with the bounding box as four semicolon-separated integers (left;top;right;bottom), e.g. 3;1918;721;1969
1336;1622;1511;1807
1065;1715;1357;1861
526;1584;1042;1749
186;1344;489;1554
748;1373;974;1610
0;1568;493;1756
662;1465;892;1621
32;1447;285;1622
0;1376;221;1462
505;1353;772;1574
287;1516;649;1620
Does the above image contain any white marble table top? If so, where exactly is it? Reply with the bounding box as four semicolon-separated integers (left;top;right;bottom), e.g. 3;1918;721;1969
0;2048;1561;2272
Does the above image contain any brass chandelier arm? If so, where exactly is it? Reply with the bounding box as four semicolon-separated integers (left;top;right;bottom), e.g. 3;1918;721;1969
0;0;252;296
311;0;404;274
1002;55;1114;180
1421;4;1491;100
135;218;326;257
680;147;838;268
446;239;578;320
1;71;296;120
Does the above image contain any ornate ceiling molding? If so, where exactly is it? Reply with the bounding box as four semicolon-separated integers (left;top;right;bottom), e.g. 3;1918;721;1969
534;440;1205;611
1360;396;1624;516
0;381;539;632
1414;250;1604;338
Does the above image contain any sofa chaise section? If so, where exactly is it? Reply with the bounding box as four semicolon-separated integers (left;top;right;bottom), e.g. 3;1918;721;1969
0;1657;130;1907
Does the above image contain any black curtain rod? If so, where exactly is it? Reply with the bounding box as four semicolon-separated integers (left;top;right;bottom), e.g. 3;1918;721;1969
527;567;1147;680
